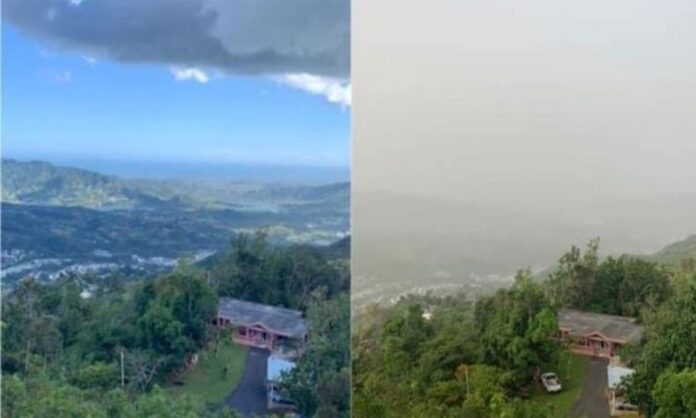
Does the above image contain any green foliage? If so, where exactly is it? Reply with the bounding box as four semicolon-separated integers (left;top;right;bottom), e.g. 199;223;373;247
1;265;217;395
650;234;696;269
626;276;696;414
353;238;692;418
590;256;671;317
652;369;696;418
135;263;217;379
1;278;66;373
1;374;238;418
2;374;105;418
547;239;600;310
212;231;349;310
548;239;671;318
284;294;351;418
2;232;348;417
475;270;559;382
352;288;560;418
381;303;435;380
495;399;554;418
68;362;120;390
414;299;480;386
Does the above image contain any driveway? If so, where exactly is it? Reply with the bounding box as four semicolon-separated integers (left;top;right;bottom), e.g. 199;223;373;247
226;348;269;417
569;357;610;418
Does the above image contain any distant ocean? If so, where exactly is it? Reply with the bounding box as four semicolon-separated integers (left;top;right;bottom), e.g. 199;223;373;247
8;156;350;184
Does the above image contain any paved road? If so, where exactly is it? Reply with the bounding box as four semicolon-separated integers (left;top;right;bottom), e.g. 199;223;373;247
570;357;610;418
226;348;269;417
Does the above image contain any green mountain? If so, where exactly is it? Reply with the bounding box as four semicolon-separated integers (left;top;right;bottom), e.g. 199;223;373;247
532;234;696;283
322;235;351;259
1;159;350;212
1;159;178;209
1;159;350;286
650;234;696;266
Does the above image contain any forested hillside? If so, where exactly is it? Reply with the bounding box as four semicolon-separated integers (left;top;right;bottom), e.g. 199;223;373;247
1;159;350;212
353;238;696;418
1;160;350;285
1;159;177;209
1;232;350;418
649;234;696;268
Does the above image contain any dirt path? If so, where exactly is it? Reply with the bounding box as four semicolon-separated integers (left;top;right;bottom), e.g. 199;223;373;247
226;348;269;417
569;357;610;418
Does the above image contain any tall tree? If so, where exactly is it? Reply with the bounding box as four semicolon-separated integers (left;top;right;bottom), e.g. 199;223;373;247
652;369;696;418
628;276;696;414
548;239;600;309
284;294;350;418
475;270;559;382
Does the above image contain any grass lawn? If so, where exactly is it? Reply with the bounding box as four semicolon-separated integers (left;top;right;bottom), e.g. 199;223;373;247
530;354;589;417
168;338;248;406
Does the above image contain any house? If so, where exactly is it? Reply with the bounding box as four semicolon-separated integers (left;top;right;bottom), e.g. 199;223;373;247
216;297;308;352
607;365;638;415
557;309;644;358
266;356;297;411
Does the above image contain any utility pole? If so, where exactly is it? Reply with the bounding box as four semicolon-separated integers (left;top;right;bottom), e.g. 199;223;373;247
120;350;125;387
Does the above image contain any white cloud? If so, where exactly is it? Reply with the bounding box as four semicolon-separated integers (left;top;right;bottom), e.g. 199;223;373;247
277;73;351;107
81;55;97;65
170;67;209;84
69;0;84;6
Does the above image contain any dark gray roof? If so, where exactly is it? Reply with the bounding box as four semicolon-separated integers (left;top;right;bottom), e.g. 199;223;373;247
557;309;644;343
218;297;308;338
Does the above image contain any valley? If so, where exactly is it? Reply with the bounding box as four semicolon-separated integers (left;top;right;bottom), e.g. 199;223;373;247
1;159;350;287
352;191;696;309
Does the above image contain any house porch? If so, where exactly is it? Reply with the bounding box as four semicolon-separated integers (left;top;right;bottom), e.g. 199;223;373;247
569;336;621;358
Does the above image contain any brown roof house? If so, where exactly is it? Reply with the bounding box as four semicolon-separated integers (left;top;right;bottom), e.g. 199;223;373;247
557;309;644;358
216;297;308;355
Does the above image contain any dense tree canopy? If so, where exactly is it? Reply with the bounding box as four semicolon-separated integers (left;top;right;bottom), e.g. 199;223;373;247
548;239;671;318
211;231;349;311
475;270;559;382
2;233;349;418
284;294;350;418
353;239;696;418
626;276;696;414
2;374;238;418
352;286;557;418
652;369;696;418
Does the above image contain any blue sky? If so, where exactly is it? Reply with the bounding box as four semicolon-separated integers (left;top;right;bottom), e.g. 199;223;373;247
2;25;350;169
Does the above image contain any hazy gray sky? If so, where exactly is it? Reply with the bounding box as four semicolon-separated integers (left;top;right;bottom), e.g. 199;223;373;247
354;0;696;202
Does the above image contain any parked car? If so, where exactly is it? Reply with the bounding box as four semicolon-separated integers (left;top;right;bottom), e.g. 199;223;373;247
616;402;639;411
540;372;562;393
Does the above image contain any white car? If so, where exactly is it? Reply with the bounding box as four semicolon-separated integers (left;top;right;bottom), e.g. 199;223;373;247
541;372;562;393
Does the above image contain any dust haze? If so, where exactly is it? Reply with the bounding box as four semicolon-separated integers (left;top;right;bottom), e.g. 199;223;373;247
352;0;696;308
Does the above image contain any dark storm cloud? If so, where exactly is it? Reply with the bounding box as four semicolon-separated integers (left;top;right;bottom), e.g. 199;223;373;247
2;0;350;77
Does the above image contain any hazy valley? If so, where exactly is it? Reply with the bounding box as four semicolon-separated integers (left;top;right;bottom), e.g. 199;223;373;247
352;191;696;309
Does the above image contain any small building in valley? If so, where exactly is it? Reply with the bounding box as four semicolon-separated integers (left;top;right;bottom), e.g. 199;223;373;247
216;297;308;352
557;309;644;358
